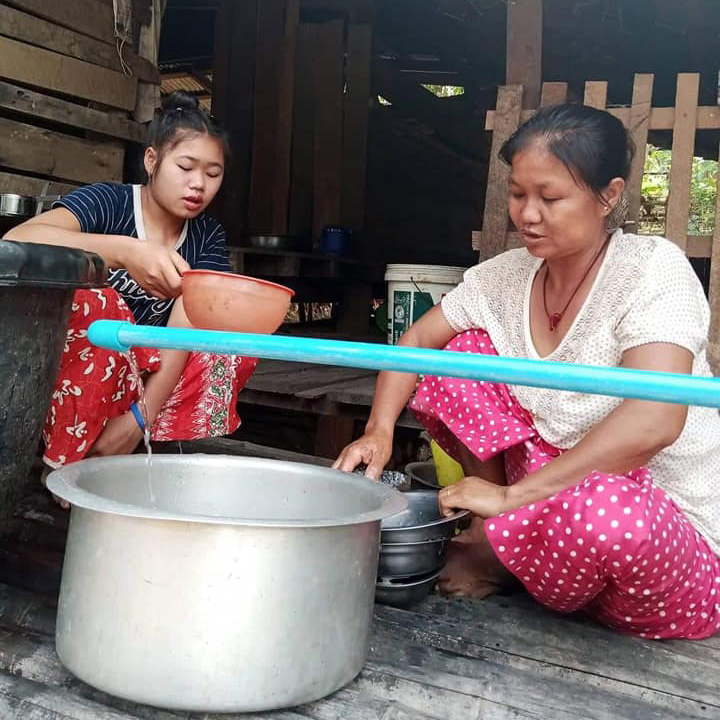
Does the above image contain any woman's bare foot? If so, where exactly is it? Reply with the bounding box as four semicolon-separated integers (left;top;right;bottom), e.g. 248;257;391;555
437;518;515;598
40;466;69;510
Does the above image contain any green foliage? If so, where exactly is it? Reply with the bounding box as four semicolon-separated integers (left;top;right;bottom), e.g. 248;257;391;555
420;84;464;98
639;145;717;235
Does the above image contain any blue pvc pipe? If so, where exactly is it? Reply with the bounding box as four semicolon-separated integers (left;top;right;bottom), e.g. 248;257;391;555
88;319;720;409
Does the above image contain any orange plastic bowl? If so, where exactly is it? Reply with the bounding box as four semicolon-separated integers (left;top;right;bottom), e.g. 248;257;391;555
182;270;295;333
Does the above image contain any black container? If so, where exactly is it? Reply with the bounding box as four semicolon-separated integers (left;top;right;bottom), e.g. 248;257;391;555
0;241;106;514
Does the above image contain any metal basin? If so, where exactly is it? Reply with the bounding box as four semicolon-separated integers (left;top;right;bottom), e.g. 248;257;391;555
380;490;469;544
375;569;442;608
47;455;406;713
378;537;449;578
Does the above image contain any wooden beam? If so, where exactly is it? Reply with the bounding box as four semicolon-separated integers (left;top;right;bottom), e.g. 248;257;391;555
0;3;159;84
0;81;146;144
506;0;542;109
341;21;373;231
0;171;79;197
4;0;116;45
0;116;123;184
666;73;700;250
487;103;720;131
312;19;345;239
0;37;137;111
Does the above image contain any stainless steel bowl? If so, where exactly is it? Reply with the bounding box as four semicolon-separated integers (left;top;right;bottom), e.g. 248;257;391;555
380;490;469;543
378;537;449;578
375;569;441;608
246;234;300;251
0;194;35;218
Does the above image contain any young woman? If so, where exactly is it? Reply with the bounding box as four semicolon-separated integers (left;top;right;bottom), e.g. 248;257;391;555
4;91;257;479
335;104;720;640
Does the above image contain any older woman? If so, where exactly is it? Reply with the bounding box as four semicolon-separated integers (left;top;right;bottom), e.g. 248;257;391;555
335;104;720;640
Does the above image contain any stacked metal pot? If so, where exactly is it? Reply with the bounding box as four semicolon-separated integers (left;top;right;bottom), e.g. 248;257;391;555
376;490;469;607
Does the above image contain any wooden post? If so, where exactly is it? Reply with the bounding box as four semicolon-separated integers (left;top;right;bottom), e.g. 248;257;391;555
708;141;720;374
312;19;345;241
506;0;542;109
212;0;258;243
666;73;700;250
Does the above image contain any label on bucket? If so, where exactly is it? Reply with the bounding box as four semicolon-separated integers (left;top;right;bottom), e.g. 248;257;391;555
391;290;412;343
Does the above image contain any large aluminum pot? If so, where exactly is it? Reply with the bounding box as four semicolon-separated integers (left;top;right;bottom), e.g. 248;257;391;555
47;455;406;713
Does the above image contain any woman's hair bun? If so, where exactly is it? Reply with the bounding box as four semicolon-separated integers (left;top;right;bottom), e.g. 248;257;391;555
160;90;200;113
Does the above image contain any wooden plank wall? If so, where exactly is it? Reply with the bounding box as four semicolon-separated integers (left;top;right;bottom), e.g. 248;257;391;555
477;72;720;369
0;0;157;198
214;5;373;244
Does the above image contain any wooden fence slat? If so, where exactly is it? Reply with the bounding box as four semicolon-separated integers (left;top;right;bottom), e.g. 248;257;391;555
0;81;146;143
0;4;158;84
583;81;608;109
625;74;654;228
4;0;116;45
312;19;345;239
0;37;137;111
666;73;700;250
539;82;568;107
0;116;123;184
474;85;523;259
708;142;720;373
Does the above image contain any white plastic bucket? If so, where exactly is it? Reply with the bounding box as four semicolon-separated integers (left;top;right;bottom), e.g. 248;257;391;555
385;264;466;344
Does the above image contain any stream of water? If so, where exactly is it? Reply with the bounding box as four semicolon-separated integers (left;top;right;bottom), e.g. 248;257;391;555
122;351;155;505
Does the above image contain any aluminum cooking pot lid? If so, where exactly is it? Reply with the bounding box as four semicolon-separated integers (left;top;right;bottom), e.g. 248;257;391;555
0;240;107;289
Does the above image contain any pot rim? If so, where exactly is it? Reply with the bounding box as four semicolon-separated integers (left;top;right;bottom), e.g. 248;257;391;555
46;454;407;528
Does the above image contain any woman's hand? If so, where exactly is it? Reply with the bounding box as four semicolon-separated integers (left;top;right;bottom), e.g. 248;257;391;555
88;412;144;458
438;477;509;519
332;431;393;480
121;242;191;299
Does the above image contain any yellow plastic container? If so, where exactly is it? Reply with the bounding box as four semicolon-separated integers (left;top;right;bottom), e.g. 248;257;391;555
430;440;464;486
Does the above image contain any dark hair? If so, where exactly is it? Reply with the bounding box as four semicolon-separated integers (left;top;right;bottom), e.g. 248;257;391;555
500;104;634;199
147;90;230;159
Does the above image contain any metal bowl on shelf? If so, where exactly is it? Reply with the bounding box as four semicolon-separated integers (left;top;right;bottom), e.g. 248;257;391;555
0;194;36;218
246;235;302;251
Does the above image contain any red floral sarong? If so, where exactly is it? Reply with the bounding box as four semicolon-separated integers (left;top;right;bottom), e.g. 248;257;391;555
43;289;257;466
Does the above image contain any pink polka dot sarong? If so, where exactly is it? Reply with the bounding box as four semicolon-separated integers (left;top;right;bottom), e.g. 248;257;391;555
409;329;720;639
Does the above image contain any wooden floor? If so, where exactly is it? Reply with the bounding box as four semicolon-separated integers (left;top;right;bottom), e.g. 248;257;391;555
0;450;718;719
